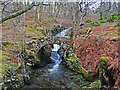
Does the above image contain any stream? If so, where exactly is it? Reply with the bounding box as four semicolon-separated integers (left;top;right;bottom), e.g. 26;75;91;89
21;27;91;89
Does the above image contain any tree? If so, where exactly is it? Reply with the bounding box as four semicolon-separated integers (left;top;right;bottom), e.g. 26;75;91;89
0;1;50;24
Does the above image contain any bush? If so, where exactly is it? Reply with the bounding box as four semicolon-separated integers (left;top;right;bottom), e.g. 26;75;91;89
100;19;107;23
86;19;92;23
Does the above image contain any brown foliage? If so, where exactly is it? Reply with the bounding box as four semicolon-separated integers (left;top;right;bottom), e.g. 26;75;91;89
75;36;119;73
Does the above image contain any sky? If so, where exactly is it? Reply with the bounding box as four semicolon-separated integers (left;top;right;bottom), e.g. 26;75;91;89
12;0;119;2
8;0;119;10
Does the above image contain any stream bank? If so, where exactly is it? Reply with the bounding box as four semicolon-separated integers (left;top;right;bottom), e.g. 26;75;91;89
21;27;93;89
22;63;91;88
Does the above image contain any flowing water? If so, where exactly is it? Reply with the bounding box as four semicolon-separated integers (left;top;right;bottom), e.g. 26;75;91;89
22;27;91;89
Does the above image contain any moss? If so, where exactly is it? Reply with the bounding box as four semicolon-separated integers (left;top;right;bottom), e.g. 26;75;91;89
25;66;31;73
91;20;100;26
30;48;36;52
25;42;30;45
80;23;85;26
21;49;29;57
84;28;92;34
99;25;104;28
9;14;15;18
24;24;28;27
2;51;10;57
2;55;11;60
17;74;22;78
28;29;33;32
109;27;113;30
82;35;86;37
13;42;20;45
89;80;101;88
107;13;119;21
86;19;92;23
32;37;38;40
28;4;32;8
98;57;110;75
114;24;120;27
2;41;8;44
30;40;37;43
112;37;118;41
66;52;95;81
100;19;107;23
2;16;7;20
1;62;11;70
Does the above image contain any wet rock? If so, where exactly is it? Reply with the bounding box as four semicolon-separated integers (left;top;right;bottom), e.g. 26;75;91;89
26;63;32;66
5;79;11;83
23;74;31;84
1;59;31;88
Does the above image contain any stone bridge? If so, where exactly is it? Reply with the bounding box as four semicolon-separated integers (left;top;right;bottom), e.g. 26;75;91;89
26;36;70;52
26;27;72;53
25;28;72;66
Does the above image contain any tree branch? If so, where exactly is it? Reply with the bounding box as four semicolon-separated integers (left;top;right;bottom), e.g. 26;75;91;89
0;2;45;24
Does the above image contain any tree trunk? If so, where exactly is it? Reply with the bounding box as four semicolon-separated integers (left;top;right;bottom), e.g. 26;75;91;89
34;6;38;28
100;0;103;20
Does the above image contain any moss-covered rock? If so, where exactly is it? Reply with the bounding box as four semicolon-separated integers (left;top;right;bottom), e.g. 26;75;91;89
83;80;101;88
111;37;119;41
100;19;107;23
98;57;116;87
65;51;97;81
91;20;100;26
0;59;30;89
86;19;92;23
114;24;120;27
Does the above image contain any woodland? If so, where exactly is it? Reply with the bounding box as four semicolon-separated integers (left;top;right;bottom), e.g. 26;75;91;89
0;0;120;89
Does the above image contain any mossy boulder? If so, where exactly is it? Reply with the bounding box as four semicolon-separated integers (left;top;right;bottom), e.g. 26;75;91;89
98;57;116;87
21;49;40;67
111;37;119;41
64;51;97;81
100;19;107;23
114;24;120;27
83;80;101;88
86;19;92;23
0;59;30;89
91;20;100;26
